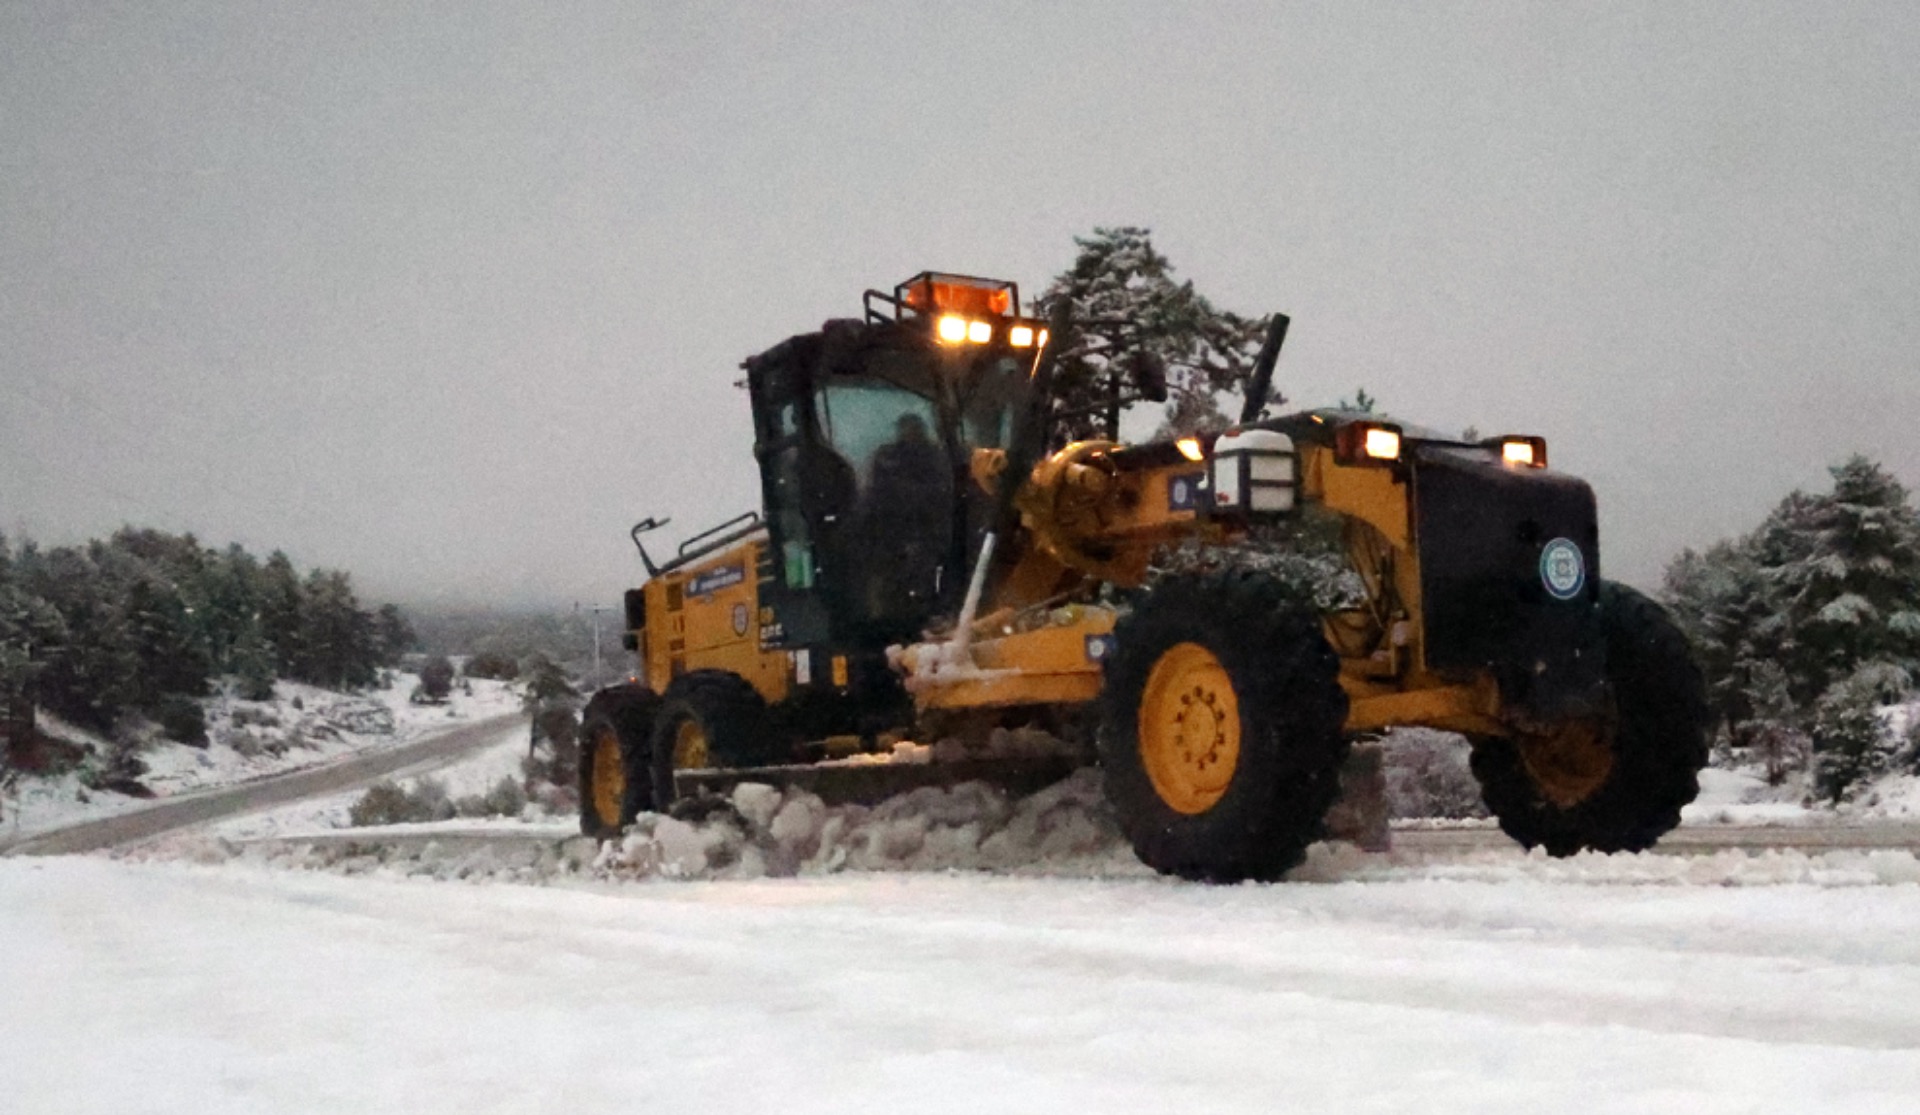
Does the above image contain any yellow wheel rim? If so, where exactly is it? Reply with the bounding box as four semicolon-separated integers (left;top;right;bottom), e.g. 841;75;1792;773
1137;641;1241;815
589;726;625;828
1517;720;1615;808
673;719;711;770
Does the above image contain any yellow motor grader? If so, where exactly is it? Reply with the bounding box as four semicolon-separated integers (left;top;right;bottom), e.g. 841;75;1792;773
579;272;1709;882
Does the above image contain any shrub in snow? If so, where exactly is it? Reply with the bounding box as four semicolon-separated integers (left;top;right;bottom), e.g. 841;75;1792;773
81;719;152;796
1382;728;1487;819
348;776;456;826
215;720;274;758
156;694;208;746
461;651;519;681
229;706;281;729
453;775;528;819
522;705;582;807
347;780;411;826
413;656;455;705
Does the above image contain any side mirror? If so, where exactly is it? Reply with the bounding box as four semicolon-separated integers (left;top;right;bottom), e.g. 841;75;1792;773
1130;351;1169;403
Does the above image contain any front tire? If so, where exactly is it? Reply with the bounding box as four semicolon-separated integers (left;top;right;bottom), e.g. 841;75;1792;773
578;686;661;839
1098;570;1350;882
1471;581;1711;855
648;670;774;808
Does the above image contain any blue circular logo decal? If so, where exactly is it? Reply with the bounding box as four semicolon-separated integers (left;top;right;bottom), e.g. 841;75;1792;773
1540;538;1586;600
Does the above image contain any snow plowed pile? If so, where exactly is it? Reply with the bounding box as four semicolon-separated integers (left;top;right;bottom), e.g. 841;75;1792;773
598;769;1135;881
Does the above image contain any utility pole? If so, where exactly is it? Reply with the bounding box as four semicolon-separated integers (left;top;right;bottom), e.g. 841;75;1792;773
576;603;614;684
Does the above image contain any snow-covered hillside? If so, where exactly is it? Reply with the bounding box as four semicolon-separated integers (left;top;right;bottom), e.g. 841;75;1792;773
2;675;519;841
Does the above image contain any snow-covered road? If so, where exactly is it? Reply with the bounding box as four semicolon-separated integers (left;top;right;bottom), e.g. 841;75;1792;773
0;714;524;856
8;857;1920;1113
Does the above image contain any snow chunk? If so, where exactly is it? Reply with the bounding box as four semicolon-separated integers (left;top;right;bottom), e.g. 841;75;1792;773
730;782;782;833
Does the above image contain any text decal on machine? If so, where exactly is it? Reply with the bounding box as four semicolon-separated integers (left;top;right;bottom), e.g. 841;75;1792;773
689;563;746;598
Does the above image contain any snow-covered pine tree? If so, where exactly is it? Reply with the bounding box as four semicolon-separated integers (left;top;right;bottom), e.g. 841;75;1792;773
1741;660;1809;787
1665;456;1920;794
258;551;307;678
373;604;417;666
196;544;264;678
1768;457;1920;701
1664;540;1781;740
1811;661;1912;802
121;573;212;711
15;543;139;731
1033;227;1271;444
0;534;59;765
296;569;379;689
230;625;278;702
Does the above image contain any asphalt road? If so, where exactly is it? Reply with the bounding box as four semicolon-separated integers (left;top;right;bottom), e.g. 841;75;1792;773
0;712;524;857
1393;820;1920;855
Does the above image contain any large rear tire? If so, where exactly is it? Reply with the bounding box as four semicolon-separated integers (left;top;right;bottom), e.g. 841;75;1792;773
648;670;774;808
578;686;662;839
1471;581;1711;855
1098;570;1351;882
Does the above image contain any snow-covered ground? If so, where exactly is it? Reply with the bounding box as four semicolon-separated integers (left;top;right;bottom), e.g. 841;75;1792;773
1682;766;1820;825
1;675;520;841
7;854;1920;1114
17;700;1920;1110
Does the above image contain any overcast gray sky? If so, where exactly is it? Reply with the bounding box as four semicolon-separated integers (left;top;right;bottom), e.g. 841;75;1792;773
5;2;1918;609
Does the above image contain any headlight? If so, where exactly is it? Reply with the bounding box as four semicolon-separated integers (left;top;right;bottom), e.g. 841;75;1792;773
967;320;992;344
1365;427;1402;461
1497;436;1547;468
1176;436;1205;462
1008;325;1035;348
936;315;969;344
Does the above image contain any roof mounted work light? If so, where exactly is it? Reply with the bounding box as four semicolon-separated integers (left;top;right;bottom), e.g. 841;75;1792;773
1335;420;1405;466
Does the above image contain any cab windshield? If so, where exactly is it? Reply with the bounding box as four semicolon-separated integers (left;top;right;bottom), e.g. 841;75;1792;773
808;348;1026;631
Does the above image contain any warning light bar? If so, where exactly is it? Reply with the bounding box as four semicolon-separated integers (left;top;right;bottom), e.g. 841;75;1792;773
897;272;1017;319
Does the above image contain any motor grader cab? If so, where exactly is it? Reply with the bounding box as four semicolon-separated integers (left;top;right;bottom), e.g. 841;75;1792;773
746;273;1044;650
581;272;1710;883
